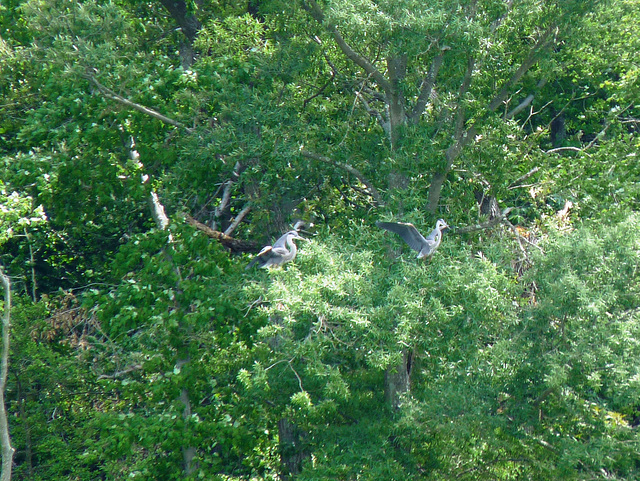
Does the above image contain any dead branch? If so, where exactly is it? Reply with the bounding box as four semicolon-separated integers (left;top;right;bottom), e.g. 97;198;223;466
183;213;259;253
300;149;384;206
213;161;242;231
508;167;540;189
224;203;252;236
506;77;548;119
149;192;170;230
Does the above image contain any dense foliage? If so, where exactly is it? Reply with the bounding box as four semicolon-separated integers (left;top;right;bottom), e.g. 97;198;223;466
1;0;639;479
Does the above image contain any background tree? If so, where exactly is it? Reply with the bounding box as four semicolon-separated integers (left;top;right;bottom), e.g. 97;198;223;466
1;0;639;479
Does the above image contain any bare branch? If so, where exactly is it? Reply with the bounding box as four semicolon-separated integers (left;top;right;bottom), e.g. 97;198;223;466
183;213;259;253
506;77;548;119
149;192;170;231
224;203;252;236
300;149;384;206
213;161;242;231
84;74;194;133
508;167;540;189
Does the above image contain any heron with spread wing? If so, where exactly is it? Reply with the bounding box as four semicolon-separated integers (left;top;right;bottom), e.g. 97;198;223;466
246;228;307;269
376;219;449;259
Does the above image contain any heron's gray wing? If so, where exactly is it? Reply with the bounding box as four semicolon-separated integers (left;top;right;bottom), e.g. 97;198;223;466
376;221;428;253
257;245;273;256
270;246;289;257
245;245;273;269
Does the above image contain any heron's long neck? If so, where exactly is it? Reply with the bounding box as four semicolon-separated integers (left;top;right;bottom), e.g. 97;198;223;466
286;237;297;255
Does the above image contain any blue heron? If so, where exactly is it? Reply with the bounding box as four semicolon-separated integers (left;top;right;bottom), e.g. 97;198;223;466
376;219;449;259
246;230;307;269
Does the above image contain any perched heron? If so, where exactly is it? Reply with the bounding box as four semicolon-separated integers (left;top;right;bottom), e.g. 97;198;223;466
246;230;306;269
376;219;449;259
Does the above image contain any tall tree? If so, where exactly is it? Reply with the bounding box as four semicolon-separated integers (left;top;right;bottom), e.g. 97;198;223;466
300;0;600;212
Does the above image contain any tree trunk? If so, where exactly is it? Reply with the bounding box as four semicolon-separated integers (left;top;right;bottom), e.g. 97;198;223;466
158;0;202;67
386;54;408;149
385;350;413;410
0;269;15;481
180;387;197;474
278;418;308;479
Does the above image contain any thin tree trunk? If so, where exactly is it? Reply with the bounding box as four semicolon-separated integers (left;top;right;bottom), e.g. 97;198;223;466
278;418;308;479
385;350;413;410
179;387;197;474
0;268;15;481
158;0;202;67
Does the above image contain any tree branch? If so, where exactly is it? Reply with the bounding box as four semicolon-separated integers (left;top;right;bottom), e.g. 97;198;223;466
452;208;512;234
149;192;170;231
84;74;194;133
506;77;548;119
508;167;540;190
97;363;144;380
428;28;556;213
183;214;259;253
300;149;384;206
408;48;447;124
302;0;393;95
487;27;555;113
356;92;388;136
158;0;201;43
303;47;337;109
212;161;242;231
224;203;252;236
